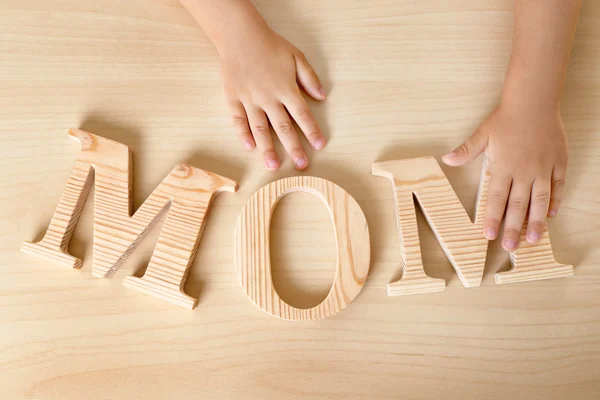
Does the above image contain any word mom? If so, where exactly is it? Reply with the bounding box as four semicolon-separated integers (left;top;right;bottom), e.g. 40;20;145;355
22;130;573;320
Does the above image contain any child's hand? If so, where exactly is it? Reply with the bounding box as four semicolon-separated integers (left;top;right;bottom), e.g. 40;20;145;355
219;26;326;171
442;104;568;251
179;0;327;170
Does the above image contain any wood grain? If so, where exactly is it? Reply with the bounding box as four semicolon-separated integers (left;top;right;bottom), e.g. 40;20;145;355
23;129;237;308
234;176;370;320
373;157;489;294
1;0;599;399
373;157;573;294
495;214;574;284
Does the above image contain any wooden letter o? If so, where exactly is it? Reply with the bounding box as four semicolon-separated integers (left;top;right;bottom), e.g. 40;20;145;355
234;177;370;320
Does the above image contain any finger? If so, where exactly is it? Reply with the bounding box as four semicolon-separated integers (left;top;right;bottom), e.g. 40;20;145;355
294;51;326;101
227;100;255;150
526;177;551;244
442;126;489;167
245;106;279;171
265;104;308;170
548;165;567;217
483;173;511;241
283;94;326;151
502;181;532;252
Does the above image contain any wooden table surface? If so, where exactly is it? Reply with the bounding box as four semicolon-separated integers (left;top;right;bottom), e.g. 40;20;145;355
1;1;599;399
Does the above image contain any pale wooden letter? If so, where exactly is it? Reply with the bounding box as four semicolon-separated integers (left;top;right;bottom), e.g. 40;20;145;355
234;177;370;320
22;129;237;308
372;157;572;296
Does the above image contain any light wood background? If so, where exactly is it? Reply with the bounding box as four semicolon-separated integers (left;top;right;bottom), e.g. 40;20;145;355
1;1;599;399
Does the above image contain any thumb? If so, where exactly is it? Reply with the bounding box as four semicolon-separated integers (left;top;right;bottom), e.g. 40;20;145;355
442;127;488;167
294;51;326;101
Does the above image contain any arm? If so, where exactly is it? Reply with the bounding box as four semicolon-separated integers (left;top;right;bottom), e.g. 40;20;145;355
443;0;582;251
179;0;327;170
502;0;581;111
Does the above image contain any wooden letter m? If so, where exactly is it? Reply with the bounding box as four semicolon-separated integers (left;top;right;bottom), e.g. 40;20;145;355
22;129;237;309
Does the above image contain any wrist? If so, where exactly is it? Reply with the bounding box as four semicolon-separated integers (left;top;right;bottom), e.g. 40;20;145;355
499;54;564;114
180;0;272;56
214;18;274;58
500;75;561;115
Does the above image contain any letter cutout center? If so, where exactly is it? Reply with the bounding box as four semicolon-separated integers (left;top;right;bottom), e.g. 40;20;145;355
234;177;370;320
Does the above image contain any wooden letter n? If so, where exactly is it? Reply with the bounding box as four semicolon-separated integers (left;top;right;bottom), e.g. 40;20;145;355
373;156;573;296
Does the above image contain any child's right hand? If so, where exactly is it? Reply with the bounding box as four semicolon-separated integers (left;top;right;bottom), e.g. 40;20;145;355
218;25;327;171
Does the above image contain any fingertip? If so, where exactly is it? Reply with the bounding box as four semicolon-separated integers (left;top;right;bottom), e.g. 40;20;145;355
316;86;327;100
295;54;326;101
264;151;280;171
243;140;256;150
442;152;456;165
526;220;544;244
483;228;497;240
502;238;518;252
266;159;280;171
294;156;309;170
442;152;466;167
313;138;326;151
306;87;326;101
526;230;541;244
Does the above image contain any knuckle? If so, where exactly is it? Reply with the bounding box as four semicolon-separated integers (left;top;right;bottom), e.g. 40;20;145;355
533;191;550;204
504;228;522;236
508;197;527;211
553;178;566;189
458;142;470;155
297;107;311;120
231;114;247;125
291;147;305;156
559;152;569;166
277;121;293;133
489;192;506;205
485;218;502;227
307;131;321;140
528;220;545;230
223;87;236;98
253;125;270;136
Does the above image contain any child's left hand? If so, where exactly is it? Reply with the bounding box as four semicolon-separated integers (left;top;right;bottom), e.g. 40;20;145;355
442;103;568;251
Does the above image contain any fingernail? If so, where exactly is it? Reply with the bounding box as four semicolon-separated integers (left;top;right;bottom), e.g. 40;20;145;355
295;157;307;169
444;152;457;160
503;239;517;251
313;138;325;150
484;228;496;240
318;86;326;98
527;231;540;243
244;141;254;150
548;209;558;217
266;159;279;170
